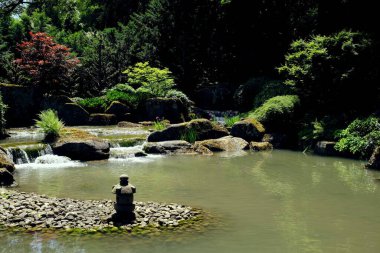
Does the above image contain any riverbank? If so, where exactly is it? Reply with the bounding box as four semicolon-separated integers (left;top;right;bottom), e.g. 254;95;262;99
0;190;204;235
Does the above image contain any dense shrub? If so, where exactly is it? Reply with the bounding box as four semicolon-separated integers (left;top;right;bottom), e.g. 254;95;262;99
78;97;107;112
278;31;375;113
249;95;300;130
122;62;175;97
335;117;380;158
165;89;192;106
35;109;64;140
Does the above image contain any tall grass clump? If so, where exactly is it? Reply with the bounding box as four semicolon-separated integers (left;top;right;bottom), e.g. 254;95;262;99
35;109;64;140
180;128;198;143
224;115;240;128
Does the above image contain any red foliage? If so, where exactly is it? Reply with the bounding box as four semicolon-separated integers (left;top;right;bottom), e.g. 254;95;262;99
14;32;79;94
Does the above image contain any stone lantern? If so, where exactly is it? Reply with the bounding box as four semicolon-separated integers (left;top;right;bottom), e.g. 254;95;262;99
112;174;136;222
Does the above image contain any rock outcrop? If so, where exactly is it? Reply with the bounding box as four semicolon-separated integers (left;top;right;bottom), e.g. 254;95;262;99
51;129;110;161
0;147;16;186
231;118;265;142
140;98;188;123
52;139;110;161
147;119;229;142
194;136;249;152
105;101;131;121
143;141;195;155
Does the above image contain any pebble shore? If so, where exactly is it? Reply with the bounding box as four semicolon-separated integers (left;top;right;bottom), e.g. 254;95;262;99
0;191;201;233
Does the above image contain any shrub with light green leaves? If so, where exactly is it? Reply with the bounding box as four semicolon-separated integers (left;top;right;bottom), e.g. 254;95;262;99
35;109;64;139
335;117;380;158
122;62;175;97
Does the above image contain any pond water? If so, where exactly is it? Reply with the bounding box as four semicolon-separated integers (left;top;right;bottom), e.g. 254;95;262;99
2;128;380;253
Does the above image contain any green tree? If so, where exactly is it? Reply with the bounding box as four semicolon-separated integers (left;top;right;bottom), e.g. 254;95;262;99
278;31;375;113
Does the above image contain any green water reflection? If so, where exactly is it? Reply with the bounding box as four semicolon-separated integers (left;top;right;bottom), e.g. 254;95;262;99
2;150;380;253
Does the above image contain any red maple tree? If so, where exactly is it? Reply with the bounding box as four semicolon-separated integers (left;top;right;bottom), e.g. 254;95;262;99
14;32;79;95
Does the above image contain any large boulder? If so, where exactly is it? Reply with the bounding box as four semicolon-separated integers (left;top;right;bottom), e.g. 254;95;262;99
0;83;41;127
147;119;229;142
143;141;195;155
231;118;265;142
366;147;380;170
0;147;16;173
52;139;110;161
117;121;143;128
105;101;131;121
194;136;249;152
40;95;73;111
139;98;188;123
89;114;117;126
0;168;14;186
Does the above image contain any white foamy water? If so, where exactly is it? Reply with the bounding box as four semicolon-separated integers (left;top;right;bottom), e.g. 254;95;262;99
109;146;162;163
15;155;85;169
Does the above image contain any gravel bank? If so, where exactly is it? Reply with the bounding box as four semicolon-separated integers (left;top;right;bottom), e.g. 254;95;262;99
0;190;202;233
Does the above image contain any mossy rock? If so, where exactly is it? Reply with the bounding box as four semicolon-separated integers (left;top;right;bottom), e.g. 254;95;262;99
147;119;229;142
230;118;265;142
105;101;131;121
59;103;90;126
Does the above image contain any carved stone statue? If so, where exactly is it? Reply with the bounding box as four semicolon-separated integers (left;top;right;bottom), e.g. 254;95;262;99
111;174;136;222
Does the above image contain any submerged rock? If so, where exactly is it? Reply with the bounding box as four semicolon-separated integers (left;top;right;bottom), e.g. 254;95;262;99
147;119;229;142
194;136;249;152
52;140;110;161
250;142;273;151
143;141;195;155
366;147;380;170
231;118;265;142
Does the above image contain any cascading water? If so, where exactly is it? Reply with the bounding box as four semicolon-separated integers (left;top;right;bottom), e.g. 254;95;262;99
5;144;54;164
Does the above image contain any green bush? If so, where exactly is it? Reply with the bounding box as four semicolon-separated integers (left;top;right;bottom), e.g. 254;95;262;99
165;89;192;106
249;95;300;130
278;30;374;112
335;117;380;158
122;62;175;97
35;109;64;139
252;81;293;109
105;89;139;106
78;97;107;112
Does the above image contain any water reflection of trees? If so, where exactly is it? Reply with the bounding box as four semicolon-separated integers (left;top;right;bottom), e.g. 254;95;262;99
333;161;376;193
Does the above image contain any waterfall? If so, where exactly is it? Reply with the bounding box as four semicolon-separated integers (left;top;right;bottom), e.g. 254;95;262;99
5;144;54;165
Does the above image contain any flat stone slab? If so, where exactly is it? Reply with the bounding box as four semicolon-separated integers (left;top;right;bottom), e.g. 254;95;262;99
0;191;202;234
